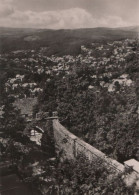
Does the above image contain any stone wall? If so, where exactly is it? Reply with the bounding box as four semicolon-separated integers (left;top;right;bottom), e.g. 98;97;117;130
53;119;125;173
53;118;76;160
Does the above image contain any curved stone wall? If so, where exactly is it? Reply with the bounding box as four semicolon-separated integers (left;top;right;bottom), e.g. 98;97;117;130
53;119;125;173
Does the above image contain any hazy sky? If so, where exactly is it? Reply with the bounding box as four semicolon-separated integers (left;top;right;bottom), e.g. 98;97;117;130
0;0;139;29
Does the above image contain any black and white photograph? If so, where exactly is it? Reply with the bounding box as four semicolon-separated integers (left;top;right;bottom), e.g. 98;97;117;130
0;0;139;194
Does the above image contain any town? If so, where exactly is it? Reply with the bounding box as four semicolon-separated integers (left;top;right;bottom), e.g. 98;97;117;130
0;35;138;194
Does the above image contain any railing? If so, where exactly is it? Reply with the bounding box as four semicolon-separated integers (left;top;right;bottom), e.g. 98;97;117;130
53;119;125;173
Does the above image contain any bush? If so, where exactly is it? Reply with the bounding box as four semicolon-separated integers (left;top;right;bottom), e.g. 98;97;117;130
42;155;135;195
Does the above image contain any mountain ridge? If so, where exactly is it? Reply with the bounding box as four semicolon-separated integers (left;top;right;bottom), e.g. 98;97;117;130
0;26;138;56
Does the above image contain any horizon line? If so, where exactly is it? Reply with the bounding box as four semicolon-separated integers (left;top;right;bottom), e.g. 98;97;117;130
0;25;138;31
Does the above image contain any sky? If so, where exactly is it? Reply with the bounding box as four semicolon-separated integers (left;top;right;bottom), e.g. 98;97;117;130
0;0;139;29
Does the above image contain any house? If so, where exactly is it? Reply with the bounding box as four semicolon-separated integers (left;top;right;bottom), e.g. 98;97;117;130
29;129;42;145
31;88;43;93
108;83;115;92
22;83;29;88
12;84;19;90
9;78;16;84
113;77;133;87
16;74;25;82
88;85;94;89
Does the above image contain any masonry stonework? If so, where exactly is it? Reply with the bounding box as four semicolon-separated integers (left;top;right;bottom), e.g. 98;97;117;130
48;115;139;189
52;118;125;173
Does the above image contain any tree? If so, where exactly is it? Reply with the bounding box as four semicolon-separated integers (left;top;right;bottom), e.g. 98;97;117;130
114;81;121;91
40;155;135;195
0;96;26;139
41;120;55;157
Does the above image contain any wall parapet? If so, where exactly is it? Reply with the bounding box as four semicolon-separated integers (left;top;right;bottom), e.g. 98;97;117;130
53;119;125;173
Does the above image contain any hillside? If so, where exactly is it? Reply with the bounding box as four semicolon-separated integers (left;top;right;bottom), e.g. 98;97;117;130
0;26;138;163
0;27;138;56
0;25;138;194
34;37;138;163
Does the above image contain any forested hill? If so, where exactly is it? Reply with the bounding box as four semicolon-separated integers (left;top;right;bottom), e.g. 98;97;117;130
0;26;138;164
0;26;138;56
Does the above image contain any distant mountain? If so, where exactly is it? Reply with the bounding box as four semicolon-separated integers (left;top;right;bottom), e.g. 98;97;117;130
117;26;139;32
0;26;138;56
0;27;42;36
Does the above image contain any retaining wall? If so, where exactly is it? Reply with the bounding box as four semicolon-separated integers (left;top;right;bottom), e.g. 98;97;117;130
53;119;125;173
